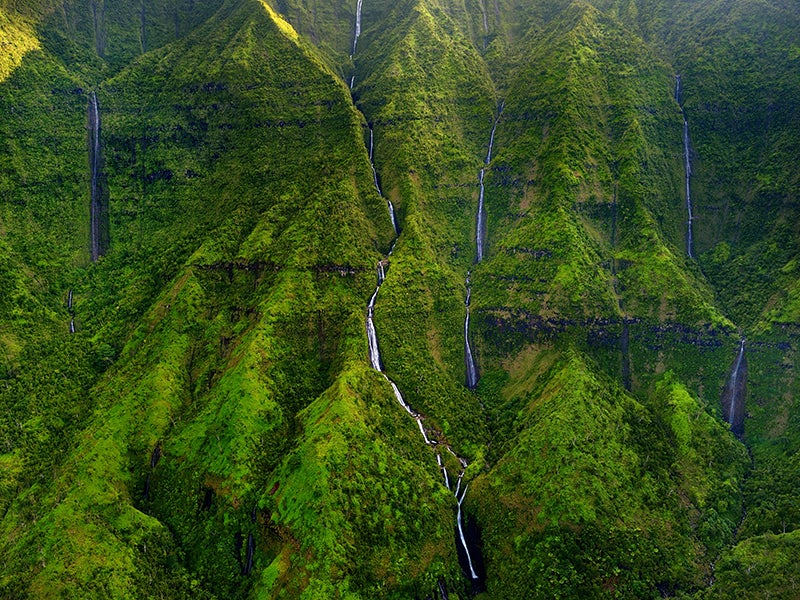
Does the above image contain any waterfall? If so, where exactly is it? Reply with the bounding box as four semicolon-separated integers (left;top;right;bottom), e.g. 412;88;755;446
366;287;382;371
364;261;482;584
349;0;365;88
465;103;504;388
243;532;255;575
88;92;106;262
476;102;503;263
721;339;747;437
351;0;364;56
675;76;694;259
369;127;399;234
438;580;450;600
437;454;450;490
377;260;385;283
67;289;75;334
465;273;478;388
683;119;694;258
456;484;478;579
416;416;432;445
478;0;489;35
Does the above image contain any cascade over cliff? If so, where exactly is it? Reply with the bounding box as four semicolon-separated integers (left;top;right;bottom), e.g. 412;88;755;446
0;0;799;598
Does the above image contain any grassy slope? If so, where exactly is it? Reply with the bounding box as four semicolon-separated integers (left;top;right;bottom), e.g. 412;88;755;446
0;0;799;597
459;5;751;597
471;353;747;598
0;1;461;598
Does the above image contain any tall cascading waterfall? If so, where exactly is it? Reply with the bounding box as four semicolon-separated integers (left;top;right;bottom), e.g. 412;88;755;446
350;0;399;233
675;75;694;259
349;0;364;88
369;127;398;234
88;91;107;261
721;339;747;438
350;1;400;233
465;103;503;388
365;256;482;585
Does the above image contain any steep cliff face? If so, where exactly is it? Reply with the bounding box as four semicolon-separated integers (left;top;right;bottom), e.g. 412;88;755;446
1;0;799;598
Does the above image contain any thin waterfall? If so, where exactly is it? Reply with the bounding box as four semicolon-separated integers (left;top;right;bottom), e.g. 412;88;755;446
67;289;75;334
351;0;363;56
243;532;255;575
437;454;450;490
466;103;504;388
88;91;106;261
365;259;482;584
721;339;747;437
683;119;694;257
478;0;489;35
438;580;450;600
349;0;364;88
369;127;398;234
477;0;489;50
476;102;502;262
675;75;694;259
465;274;478;388
456;484;478;580
366;287;382;371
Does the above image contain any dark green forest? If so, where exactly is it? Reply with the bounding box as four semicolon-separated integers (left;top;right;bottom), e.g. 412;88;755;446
0;0;798;597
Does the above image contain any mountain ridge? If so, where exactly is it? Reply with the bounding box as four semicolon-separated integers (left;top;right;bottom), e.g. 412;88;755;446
0;0;799;597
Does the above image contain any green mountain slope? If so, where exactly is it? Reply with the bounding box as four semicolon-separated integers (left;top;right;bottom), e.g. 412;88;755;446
1;0;799;598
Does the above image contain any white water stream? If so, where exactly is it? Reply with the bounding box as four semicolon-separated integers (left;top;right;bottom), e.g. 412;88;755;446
369;127;398;234
727;340;745;424
365;258;480;581
465;104;503;388
349;0;364;88
675;75;694;259
89;92;103;262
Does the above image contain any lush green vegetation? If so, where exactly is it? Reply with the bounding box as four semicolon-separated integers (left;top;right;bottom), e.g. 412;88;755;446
1;0;799;597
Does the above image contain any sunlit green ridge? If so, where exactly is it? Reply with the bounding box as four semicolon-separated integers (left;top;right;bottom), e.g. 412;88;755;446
0;0;799;597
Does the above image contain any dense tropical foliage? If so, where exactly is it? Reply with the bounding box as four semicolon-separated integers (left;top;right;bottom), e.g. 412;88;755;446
1;0;799;597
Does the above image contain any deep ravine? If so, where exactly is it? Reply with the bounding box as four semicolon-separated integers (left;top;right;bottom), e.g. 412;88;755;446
675;75;694;259
355;7;484;588
350;0;399;234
